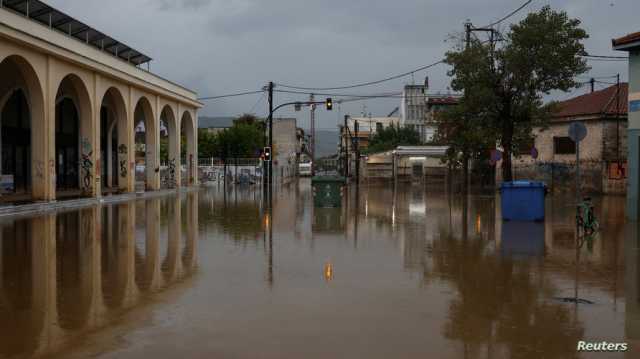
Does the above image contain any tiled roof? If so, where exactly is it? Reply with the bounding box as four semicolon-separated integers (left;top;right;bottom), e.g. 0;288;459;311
612;31;640;48
428;97;459;105
552;83;628;121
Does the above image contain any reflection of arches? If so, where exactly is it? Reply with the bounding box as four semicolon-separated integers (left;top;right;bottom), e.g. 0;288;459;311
100;205;128;309
134;200;161;292
133;97;157;191
54;74;94;196
180;111;196;186
160;105;177;189
162;196;181;283
55;210;94;330
181;192;198;270
0;55;46;201
98;87;128;192
0;219;45;357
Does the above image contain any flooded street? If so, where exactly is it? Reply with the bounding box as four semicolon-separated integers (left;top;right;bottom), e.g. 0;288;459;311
0;180;638;358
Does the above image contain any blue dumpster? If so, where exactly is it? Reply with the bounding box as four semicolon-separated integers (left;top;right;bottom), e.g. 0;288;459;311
500;181;546;221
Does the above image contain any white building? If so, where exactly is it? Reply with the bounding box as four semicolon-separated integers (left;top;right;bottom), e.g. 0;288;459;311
345;116;400;135
400;85;428;140
273;118;298;182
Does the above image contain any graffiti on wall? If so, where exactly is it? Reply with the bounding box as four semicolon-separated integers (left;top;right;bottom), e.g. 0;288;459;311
118;144;128;178
80;151;93;192
80;138;93;193
167;158;176;188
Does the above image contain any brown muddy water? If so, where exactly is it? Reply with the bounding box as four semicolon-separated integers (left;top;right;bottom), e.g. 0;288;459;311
0;180;638;358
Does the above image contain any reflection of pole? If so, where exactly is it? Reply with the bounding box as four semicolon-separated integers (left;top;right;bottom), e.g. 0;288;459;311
354;183;359;249
310;93;316;176
344;115;349;178
268;209;273;287
355;120;360;186
462;193;468;240
576;141;581;203
268;82;274;188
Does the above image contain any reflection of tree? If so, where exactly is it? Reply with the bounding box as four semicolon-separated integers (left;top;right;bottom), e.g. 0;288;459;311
431;226;584;359
202;201;262;241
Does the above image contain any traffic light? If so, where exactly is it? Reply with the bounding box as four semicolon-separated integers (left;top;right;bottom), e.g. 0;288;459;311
263;147;271;161
325;98;333;111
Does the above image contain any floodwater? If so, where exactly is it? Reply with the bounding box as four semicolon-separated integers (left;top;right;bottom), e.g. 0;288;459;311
0;180;638;358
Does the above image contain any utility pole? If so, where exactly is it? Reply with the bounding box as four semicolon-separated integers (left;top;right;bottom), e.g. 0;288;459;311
268;82;274;187
590;78;595;93
616;73;621;168
310;93;315;175
344;115;349;178
465;21;472;49
354;119;360;185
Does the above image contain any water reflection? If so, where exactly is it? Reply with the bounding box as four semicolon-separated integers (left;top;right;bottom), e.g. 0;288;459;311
0;193;198;358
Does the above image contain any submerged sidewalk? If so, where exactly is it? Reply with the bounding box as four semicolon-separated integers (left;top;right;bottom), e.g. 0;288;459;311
0;187;200;219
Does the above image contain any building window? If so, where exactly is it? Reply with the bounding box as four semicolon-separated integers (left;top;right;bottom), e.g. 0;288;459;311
554;137;575;155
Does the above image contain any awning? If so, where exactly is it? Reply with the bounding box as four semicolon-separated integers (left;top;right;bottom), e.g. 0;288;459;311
0;0;152;66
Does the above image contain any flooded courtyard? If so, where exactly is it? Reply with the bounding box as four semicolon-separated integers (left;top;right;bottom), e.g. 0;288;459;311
0;180;638;358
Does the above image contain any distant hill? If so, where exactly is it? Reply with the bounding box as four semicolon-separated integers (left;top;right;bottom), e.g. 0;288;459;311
313;129;340;158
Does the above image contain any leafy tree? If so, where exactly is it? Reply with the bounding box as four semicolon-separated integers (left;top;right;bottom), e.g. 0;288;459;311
364;124;421;154
443;6;589;181
197;129;218;158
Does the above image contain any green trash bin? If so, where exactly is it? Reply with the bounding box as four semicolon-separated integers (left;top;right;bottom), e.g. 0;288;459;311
311;176;346;208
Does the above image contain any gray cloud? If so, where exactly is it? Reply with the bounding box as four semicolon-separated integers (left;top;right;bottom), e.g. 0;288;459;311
48;0;637;129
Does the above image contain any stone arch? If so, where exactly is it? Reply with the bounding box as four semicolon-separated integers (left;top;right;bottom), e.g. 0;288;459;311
160;104;178;189
133;96;158;191
54;73;94;197
98;87;128;192
0;55;46;201
180;110;196;186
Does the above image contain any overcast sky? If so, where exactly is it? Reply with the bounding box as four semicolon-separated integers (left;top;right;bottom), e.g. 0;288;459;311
49;0;638;130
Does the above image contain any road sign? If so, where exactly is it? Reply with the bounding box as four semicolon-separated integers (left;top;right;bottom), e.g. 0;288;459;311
568;122;587;143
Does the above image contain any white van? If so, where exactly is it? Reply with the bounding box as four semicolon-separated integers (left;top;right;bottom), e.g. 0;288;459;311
299;162;312;177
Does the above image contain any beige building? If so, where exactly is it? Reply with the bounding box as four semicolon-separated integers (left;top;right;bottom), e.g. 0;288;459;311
273;118;298;182
501;83;628;194
0;1;201;203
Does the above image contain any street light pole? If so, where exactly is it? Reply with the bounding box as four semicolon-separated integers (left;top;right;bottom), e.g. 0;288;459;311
268;82;274;187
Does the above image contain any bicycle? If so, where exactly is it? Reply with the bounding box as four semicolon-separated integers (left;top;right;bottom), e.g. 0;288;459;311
576;197;599;238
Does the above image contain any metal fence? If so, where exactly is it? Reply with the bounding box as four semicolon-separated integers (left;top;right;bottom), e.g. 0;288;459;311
198;158;262;184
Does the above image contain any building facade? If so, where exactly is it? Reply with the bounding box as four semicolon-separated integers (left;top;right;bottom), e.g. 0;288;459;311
198;116;235;134
273;118;298;182
0;1;201;203
613;31;640;220
425;95;460;142
400;85;427;141
500;84;628;194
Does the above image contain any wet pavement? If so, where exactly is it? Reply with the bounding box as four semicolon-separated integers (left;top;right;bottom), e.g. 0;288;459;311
0;180;638;358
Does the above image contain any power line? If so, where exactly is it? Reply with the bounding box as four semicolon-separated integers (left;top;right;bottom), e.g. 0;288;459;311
274;89;402;98
583;54;628;59
198;90;264;101
248;92;266;114
274;60;444;91
482;0;533;28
